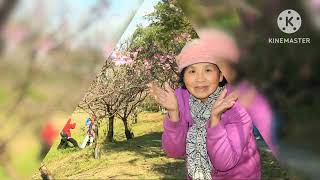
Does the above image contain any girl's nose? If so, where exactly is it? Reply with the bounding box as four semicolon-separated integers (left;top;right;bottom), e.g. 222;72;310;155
196;71;206;82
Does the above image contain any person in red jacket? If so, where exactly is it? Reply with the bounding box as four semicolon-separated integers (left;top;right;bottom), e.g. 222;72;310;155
57;117;79;149
40;121;58;158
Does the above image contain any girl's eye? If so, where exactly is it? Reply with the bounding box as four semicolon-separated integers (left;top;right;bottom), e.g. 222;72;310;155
188;70;195;73
206;69;213;72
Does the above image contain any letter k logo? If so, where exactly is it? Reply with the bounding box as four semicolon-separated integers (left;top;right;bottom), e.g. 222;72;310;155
286;16;293;27
277;9;301;34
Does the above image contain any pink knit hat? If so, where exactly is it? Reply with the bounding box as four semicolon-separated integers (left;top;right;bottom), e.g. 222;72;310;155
176;29;240;78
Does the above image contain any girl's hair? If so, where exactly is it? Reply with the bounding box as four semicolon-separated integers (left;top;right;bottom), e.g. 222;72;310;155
178;66;227;89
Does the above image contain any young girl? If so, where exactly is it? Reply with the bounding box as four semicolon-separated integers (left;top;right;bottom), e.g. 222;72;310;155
149;29;261;179
80;116;97;149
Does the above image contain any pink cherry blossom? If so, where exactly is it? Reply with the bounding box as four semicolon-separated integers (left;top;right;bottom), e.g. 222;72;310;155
111;51;135;66
3;25;29;50
144;59;151;70
163;63;171;71
174;32;191;42
126;58;134;65
37;38;55;56
115;58;127;65
131;51;138;60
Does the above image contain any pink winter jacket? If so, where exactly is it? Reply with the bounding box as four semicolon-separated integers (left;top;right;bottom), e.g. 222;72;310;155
162;87;261;180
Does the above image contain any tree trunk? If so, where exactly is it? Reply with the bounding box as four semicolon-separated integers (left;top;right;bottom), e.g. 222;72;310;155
106;115;114;142
0;0;19;56
39;163;55;180
94;121;100;159
132;113;138;124
122;118;133;140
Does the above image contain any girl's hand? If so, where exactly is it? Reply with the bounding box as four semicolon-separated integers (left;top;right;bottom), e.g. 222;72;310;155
148;82;179;122
210;89;238;127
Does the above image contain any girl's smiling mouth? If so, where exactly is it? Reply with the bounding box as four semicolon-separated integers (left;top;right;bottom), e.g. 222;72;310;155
194;86;209;91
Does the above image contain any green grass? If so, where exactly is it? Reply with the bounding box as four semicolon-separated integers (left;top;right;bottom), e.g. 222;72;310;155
0;86;15;109
0;87;8;102
33;111;298;179
11;145;41;177
27;88;48;102
0;166;9;180
34;111;185;179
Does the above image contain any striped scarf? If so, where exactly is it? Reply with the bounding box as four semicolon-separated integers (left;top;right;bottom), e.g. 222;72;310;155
186;85;225;180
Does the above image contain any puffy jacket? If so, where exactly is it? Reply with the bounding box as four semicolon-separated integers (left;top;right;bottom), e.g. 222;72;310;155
162;86;261;179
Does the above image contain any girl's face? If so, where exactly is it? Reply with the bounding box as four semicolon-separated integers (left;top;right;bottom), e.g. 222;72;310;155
184;63;223;102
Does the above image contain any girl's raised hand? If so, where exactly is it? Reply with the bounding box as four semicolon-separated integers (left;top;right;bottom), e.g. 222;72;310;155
148;82;179;122
148;82;178;112
210;88;238;126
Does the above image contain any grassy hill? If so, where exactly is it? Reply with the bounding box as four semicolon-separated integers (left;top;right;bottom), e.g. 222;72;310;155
33;111;297;179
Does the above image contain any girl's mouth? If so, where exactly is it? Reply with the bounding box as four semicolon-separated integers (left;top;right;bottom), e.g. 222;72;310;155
194;86;209;92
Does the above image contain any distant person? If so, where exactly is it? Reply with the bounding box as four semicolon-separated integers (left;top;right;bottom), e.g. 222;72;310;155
40;121;58;158
57;118;79;149
80;116;97;149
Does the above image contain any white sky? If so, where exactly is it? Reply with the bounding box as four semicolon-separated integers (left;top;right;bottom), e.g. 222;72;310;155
10;0;148;49
116;0;162;49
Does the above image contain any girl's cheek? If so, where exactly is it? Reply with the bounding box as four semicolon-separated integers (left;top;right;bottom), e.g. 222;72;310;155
185;74;194;80
204;71;213;78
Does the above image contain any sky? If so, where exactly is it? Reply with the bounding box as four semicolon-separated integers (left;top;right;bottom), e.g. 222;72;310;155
11;0;159;49
117;0;162;47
